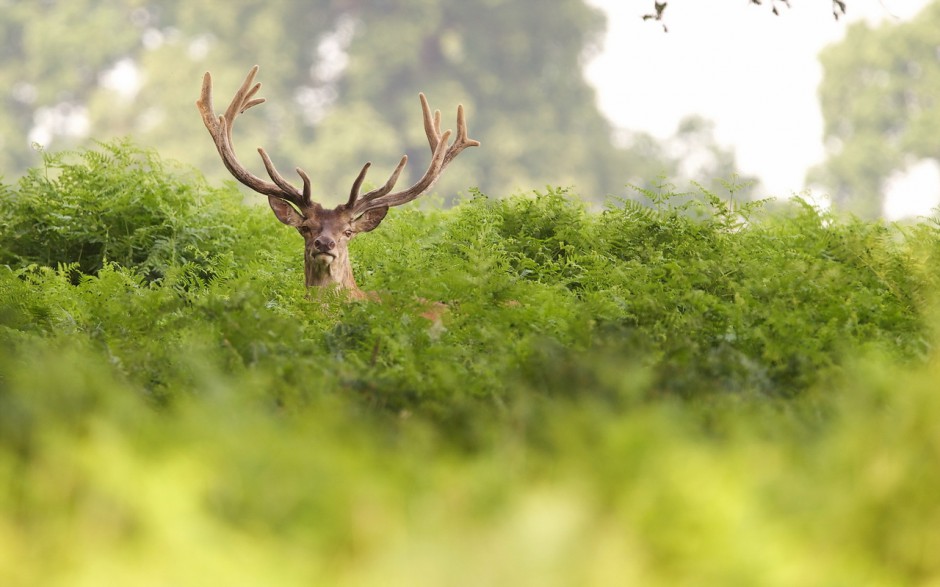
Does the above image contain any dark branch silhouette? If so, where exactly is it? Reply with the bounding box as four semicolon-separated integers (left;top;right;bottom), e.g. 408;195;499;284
644;1;849;32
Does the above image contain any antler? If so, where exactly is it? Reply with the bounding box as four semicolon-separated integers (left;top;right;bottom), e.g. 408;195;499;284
348;93;480;215
196;65;312;210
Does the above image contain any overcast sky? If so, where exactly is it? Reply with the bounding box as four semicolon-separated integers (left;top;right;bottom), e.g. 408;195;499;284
584;0;938;218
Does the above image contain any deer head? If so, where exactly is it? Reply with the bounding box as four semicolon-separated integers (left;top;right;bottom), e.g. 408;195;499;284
196;65;479;299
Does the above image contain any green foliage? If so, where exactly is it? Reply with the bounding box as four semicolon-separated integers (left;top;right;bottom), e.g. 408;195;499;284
2;142;940;584
0;141;277;282
812;1;940;217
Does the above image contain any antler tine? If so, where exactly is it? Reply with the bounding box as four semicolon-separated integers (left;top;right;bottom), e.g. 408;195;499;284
258;148;310;207
353;155;409;210
196;65;310;209
351;92;478;216
208;116;281;198
444;103;481;168
347;162;372;209
224;65;263;122
296;167;312;207
420;93;442;153
355;130;451;214
417;93;479;170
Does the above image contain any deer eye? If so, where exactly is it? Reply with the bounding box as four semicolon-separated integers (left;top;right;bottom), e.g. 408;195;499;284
299;226;311;236
344;229;353;238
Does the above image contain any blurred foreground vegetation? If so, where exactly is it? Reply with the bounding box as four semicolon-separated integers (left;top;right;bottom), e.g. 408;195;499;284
2;143;940;585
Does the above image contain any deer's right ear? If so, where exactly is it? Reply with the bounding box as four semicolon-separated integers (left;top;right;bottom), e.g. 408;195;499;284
352;206;389;233
268;196;305;227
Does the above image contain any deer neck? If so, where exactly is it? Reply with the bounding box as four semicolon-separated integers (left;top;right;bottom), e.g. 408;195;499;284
304;252;364;298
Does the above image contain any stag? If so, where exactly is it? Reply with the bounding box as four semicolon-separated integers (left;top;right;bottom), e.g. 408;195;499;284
196;65;479;299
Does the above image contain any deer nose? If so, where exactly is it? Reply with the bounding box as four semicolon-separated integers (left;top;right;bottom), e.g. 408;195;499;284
313;236;335;252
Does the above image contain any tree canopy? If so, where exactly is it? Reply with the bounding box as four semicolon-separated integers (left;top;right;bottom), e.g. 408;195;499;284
810;1;940;218
1;0;752;204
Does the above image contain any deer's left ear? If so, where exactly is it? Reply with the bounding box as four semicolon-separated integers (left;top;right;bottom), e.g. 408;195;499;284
351;206;389;233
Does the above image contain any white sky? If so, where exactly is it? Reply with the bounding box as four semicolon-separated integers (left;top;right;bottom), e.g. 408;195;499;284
584;0;939;218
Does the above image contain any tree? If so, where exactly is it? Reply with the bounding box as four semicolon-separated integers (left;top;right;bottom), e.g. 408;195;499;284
2;0;753;203
809;1;940;218
0;1;148;173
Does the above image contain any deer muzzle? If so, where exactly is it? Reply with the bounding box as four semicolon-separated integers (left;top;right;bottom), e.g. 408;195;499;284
313;236;335;253
309;236;338;264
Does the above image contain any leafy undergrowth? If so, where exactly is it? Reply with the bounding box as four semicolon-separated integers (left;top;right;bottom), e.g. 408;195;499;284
2;142;940;585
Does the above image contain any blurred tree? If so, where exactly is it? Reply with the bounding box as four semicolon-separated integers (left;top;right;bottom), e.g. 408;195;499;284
809;1;940;218
1;0;753;204
669;115;760;195
0;0;147;172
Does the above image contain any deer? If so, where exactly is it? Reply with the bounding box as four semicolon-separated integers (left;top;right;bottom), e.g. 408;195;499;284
195;65;479;302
